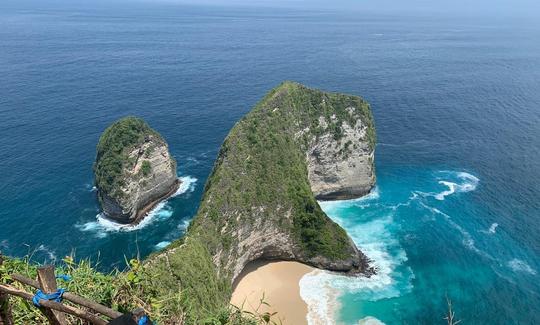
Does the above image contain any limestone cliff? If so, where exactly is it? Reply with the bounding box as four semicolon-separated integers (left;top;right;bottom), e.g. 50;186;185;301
93;117;179;224
143;82;376;322
307;107;375;200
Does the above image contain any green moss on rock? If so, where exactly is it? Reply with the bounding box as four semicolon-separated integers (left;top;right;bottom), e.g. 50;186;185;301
94;117;163;197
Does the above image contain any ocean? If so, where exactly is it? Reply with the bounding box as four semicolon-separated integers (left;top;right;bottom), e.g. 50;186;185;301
1;2;539;324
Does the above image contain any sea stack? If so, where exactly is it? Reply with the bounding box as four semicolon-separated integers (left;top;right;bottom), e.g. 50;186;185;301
93;116;179;224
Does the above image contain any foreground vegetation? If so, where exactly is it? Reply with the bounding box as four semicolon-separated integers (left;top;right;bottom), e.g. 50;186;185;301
0;254;281;324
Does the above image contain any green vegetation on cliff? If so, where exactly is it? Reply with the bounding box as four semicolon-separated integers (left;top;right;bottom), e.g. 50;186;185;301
93;116;163;198
140;81;375;323
197;81;372;260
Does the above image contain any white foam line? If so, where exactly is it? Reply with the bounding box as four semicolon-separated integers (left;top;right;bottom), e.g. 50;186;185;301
508;258;537;275
319;187;380;210
154;241;171;250
300;212;411;324
359;316;386;325
480;222;499;235
36;244;57;262
419;202;496;261
434;171;479;201
77;176;197;236
435;181;457;200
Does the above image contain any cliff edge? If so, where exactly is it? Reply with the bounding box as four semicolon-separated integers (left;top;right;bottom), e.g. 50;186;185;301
142;82;376;322
93;117;179;224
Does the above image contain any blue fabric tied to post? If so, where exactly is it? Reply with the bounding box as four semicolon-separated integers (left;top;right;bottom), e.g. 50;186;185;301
32;288;66;307
138;315;149;325
56;274;72;282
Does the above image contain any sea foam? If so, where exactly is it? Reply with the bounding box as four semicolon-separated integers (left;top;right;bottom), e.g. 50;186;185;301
301;172;481;324
76;176;197;236
301;188;411;324
480;222;499;235
154;241;171;250
508;259;537;275
35;244;57;262
358;316;386;325
434;171;479;200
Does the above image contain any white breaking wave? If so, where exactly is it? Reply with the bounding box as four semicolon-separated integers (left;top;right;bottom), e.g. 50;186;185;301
76;176;197;236
300;213;411;324
36;244;57;261
435;172;479;200
508;259;537;275
154;241;171;250
321;187;380;207
300;270;340;324
480;223;499;235
173;176;198;196
178;218;191;231
358;316;386;325
488;223;499;234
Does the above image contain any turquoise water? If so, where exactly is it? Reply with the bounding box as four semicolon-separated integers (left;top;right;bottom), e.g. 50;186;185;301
311;166;539;324
1;2;539;323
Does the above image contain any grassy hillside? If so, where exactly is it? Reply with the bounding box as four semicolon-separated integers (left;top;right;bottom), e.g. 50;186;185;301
0;254;262;324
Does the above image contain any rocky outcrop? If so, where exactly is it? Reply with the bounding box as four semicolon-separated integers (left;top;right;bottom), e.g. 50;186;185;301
94;117;179;224
223;208;366;281
307;110;375;200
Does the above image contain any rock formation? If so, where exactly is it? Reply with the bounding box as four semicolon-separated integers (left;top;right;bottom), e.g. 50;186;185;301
143;82;377;321
307;108;375;200
93;116;179;224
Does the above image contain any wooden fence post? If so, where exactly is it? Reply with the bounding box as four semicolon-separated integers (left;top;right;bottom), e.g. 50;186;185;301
37;266;68;325
0;253;14;325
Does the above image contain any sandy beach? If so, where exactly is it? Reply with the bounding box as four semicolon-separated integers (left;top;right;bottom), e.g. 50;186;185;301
231;260;314;325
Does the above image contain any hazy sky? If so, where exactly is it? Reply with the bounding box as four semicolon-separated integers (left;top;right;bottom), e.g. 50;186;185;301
150;0;540;15
3;0;540;18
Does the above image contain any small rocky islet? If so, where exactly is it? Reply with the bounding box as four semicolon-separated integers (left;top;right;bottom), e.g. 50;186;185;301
92;81;376;322
93;116;179;224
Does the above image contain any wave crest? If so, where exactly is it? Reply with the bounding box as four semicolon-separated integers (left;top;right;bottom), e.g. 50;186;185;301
76;176;197;237
435;171;479;200
300;213;412;324
508;259;537;275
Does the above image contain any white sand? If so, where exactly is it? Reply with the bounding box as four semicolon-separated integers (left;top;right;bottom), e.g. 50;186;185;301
231;260;314;325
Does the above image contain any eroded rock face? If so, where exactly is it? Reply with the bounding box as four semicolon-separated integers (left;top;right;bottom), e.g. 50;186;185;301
307;111;375;200
221;207;366;281
94;117;179;224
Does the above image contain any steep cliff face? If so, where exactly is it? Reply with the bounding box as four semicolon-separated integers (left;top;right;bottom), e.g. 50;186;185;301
94;117;179;224
143;82;376;322
307;108;375;200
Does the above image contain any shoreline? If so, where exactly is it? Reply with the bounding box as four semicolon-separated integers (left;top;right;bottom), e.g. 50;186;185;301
132;178;181;224
100;179;181;225
231;260;314;325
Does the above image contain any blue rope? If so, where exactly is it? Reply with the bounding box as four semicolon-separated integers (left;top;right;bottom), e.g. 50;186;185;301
32;288;65;307
138;315;154;325
56;274;72;282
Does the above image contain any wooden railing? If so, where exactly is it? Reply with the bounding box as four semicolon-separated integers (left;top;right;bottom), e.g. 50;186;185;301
0;253;122;325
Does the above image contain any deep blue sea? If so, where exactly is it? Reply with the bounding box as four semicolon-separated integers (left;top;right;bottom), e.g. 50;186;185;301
1;2;539;324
